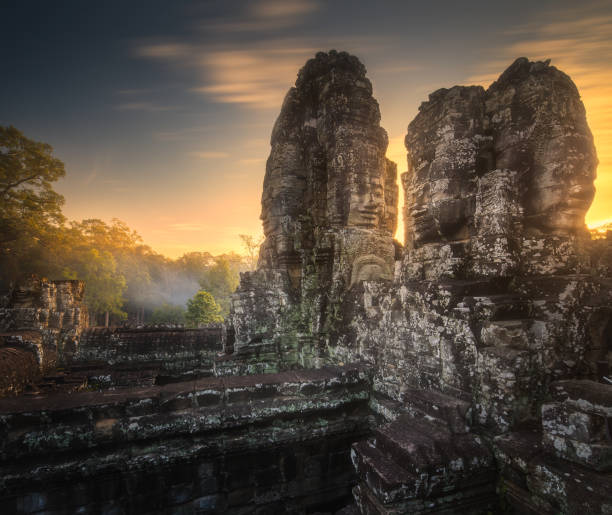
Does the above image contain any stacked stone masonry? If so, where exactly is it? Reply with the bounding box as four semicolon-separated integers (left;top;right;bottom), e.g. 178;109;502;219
226;52;612;514
1;52;612;514
0;366;371;514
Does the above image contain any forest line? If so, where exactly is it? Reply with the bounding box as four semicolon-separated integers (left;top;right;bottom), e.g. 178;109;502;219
0;126;258;326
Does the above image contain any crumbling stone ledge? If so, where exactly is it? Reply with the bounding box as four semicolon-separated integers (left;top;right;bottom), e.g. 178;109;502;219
74;326;224;380
0;365;372;514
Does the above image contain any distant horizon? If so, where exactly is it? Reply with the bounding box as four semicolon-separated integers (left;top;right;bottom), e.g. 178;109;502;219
2;0;611;258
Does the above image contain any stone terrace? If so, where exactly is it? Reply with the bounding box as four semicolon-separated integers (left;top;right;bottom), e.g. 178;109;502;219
0;365;371;514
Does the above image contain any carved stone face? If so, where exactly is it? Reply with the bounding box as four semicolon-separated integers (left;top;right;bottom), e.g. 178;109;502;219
488;58;598;236
404;86;486;250
414;177;474;244
347;173;385;228
11;278;42;307
524;127;597;234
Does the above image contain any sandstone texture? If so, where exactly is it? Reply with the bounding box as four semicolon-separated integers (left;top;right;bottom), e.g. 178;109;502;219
0;365;371;514
229;50;398;372
403;57;597;281
344;57;612;514
0;278;88;395
226;54;611;514
75;325;224;383
1;53;611;514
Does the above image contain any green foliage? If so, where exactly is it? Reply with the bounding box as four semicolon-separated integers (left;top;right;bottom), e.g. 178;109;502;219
175;251;215;279
198;256;240;317
150;303;186;325
0;126;66;281
62;248;126;319
186;290;223;327
0;127;251;326
68;219;157;313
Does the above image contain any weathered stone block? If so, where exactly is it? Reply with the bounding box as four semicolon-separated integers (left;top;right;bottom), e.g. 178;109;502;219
541;380;612;471
400;388;472;434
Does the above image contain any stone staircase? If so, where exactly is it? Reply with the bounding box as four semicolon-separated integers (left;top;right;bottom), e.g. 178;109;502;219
351;389;497;514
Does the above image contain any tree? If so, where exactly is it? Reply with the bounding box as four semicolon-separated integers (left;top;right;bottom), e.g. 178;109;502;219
175;251;215;280
198;256;239;317
0;126;66;285
185;290;223;327
62;247;126;326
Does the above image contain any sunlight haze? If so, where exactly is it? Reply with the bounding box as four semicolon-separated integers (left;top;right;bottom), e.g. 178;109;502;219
2;0;610;257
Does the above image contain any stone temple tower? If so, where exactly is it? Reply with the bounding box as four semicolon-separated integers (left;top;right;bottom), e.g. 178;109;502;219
224;50;398;372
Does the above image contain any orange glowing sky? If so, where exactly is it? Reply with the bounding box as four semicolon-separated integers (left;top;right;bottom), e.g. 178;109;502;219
2;1;610;258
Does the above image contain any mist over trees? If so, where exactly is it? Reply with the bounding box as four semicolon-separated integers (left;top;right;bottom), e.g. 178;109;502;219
0;126;255;325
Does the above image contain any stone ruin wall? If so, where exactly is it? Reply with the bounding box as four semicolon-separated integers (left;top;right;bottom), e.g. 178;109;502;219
337;57;611;434
0;365;371;513
0;278;88;395
0;51;611;514
75;325;224;386
0;279;226;395
229;53;611;434
225;52;612;513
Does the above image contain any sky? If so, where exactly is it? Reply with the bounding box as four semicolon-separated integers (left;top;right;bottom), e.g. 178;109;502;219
2;0;611;258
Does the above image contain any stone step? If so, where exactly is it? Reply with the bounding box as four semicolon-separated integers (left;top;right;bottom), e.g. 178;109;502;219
351;440;421;504
373;415;494;486
463;294;533;321
373;416;448;478
369;392;404;422
400;388;472;434
542;380;612;471
353;481;399;515
353;479;498;515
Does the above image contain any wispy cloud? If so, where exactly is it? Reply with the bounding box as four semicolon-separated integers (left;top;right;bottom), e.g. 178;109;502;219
136;38;318;108
467;11;612;88
134;43;193;59
192;45;317;108
133;0;323;109
188;151;229;159
202;0;319;33
238;157;265;165
135;31;404;110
